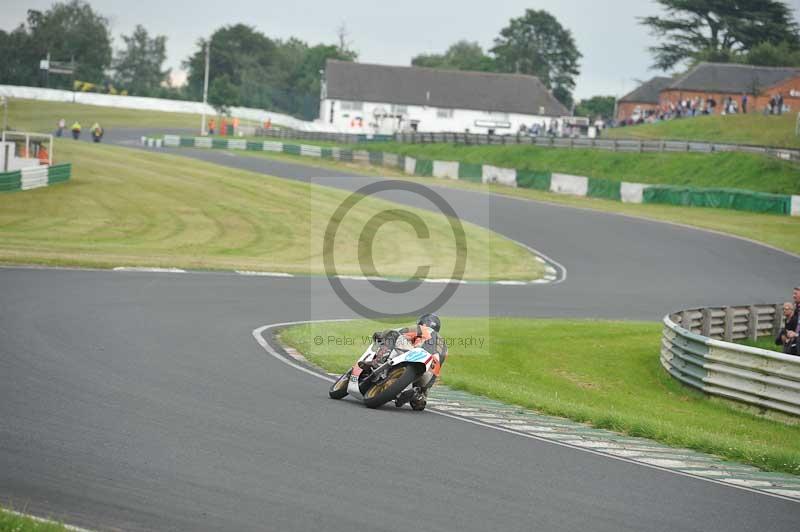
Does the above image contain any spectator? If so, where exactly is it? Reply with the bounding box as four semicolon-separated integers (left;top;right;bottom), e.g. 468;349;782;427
741;93;748;114
777;93;784;115
208;118;216;135
70;121;81;140
776;301;799;355
794;286;800;315
56;118;65;137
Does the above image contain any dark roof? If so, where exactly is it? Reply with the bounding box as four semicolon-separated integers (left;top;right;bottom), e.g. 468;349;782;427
324;60;569;116
667;63;800;94
619;77;673;103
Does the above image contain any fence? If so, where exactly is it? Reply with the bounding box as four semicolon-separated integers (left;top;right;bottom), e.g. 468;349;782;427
0;163;71;192
255;128;800;163
150;135;800;217
662;304;800;416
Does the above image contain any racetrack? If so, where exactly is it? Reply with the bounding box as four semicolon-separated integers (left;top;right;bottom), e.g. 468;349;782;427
1;129;799;531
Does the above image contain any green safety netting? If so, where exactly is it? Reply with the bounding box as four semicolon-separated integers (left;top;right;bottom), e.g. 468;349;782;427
588;177;622;201
211;138;228;149
47;164;71;184
321;148;333;159
516;170;552;190
179;137;194;147
368;151;383;165
283;144;301;156
458;162;483;183
643;186;791;215
246;141;262;151
0;170;22;192
414;159;434;177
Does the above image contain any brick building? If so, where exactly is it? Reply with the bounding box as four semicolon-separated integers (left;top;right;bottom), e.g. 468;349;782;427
616;76;672;122
659;63;800;113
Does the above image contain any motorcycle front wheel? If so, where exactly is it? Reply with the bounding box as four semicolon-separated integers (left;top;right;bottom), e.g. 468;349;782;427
363;364;420;409
329;370;351;399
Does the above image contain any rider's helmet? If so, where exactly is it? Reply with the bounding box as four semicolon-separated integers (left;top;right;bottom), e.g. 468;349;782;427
417;313;441;333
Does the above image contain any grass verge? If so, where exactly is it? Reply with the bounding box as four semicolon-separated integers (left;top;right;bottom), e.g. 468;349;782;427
0;140;542;280
6;98;202;132
360;142;800;195
281;318;800;476
605;113;800;150
235;148;800;255
0;508;71;532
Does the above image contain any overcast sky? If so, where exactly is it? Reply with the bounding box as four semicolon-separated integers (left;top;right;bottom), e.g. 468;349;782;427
3;0;800;100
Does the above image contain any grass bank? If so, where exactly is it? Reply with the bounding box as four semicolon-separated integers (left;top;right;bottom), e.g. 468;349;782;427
605;113;800;149
281;318;800;475
6;98;202;132
0;141;542;280
236;148;800;255
360;142;800;195
0;508;70;532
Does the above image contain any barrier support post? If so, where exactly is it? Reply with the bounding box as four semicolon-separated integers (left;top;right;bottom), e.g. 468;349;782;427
701;308;712;337
748;306;759;341
724;307;735;342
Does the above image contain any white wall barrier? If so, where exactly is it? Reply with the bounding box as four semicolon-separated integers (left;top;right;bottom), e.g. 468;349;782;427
432;160;459;180
20;166;49;190
620;182;648;204
404;156;417;176
482;165;517;187
550;173;588;197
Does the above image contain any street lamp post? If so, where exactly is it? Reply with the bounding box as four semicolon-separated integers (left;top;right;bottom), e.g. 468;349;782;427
201;42;210;135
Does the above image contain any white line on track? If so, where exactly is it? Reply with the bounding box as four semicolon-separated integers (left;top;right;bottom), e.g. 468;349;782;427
252;320;800;505
112;267;186;273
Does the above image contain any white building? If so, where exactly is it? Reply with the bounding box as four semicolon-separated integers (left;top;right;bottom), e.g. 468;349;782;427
319;60;570;135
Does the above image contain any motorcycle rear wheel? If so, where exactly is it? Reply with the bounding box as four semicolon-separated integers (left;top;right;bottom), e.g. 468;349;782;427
329;370;351;399
363;364;420;409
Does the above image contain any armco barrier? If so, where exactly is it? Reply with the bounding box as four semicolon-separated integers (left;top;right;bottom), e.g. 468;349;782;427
662;304;800;416
139;135;800;217
0;163;71;192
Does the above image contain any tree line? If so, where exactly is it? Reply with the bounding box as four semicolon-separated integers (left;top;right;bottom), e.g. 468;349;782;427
0;0;797;121
0;0;355;119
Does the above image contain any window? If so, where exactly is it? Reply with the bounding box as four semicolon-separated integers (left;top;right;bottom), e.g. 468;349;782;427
392;104;408;115
437;108;454;119
340;101;363;111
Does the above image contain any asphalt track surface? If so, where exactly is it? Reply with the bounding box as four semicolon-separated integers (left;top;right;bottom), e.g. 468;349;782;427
1;129;799;531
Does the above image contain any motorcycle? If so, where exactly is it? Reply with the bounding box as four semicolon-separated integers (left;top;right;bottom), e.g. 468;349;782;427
329;330;441;411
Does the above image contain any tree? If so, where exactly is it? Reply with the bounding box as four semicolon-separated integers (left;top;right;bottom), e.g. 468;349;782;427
412;41;495;71
113;25;169;96
742;40;800;66
491;9;582;107
27;0;112;86
0;25;38;86
184;25;357;118
642;0;800;70
184;25;278;102
574;96;616;120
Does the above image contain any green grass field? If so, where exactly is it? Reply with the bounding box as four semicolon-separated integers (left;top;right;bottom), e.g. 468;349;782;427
605;113;800;149
0;141;542;280
359;142;800;195
0;508;68;532
6;98;203;133
281;318;800;475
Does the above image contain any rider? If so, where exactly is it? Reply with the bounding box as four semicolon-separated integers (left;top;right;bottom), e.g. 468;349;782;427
372;313;447;407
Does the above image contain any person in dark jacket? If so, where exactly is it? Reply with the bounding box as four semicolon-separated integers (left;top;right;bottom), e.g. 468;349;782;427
776;302;799;355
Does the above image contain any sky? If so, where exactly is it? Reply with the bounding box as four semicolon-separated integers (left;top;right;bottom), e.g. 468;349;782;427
3;0;800;100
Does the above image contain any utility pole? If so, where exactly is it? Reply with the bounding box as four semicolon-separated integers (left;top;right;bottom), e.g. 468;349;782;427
201;41;210;135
